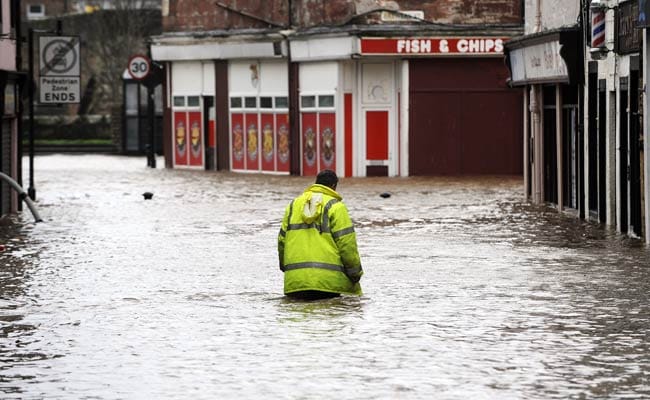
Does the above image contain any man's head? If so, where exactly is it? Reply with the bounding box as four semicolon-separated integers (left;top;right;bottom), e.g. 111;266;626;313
315;169;338;190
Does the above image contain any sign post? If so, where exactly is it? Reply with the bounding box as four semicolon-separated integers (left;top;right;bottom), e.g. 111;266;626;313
27;22;79;200
126;54;156;168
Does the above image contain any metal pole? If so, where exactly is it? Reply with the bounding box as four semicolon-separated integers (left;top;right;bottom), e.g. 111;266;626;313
147;84;156;168
27;27;35;201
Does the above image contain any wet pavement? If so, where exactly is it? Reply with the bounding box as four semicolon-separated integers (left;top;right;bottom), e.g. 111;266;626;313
1;154;649;399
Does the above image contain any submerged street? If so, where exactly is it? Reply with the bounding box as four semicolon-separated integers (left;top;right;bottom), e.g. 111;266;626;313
1;154;649;399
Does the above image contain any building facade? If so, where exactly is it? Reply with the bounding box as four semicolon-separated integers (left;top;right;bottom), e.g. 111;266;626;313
151;0;524;177
505;0;650;245
21;0;160;21
0;0;23;217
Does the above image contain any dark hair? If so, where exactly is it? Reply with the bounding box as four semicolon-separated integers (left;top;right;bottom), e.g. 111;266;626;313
315;169;338;189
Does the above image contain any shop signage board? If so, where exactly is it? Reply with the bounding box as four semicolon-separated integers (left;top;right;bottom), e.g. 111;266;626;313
508;40;569;85
618;0;641;54
39;36;81;104
360;37;507;56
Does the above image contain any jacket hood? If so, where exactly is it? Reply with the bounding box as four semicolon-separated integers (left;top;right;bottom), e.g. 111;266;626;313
300;184;341;224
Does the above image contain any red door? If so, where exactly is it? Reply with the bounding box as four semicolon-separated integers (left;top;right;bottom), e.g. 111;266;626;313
188;111;203;167
173;111;188;166
231;113;245;170
245;113;259;171
277;114;290;173
301;112;318;176
261;113;275;172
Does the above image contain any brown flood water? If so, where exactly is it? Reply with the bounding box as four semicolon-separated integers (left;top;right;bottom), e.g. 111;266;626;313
1;154;649;399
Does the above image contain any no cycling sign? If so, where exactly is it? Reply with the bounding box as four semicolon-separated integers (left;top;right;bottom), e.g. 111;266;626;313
39;36;81;104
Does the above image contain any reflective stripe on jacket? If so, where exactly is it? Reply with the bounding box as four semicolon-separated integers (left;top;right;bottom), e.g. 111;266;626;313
278;184;363;295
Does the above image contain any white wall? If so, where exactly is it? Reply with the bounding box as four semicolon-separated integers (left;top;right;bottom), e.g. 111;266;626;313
259;60;288;95
525;0;581;34
171;61;203;95
0;0;16;71
300;62;338;93
202;62;215;96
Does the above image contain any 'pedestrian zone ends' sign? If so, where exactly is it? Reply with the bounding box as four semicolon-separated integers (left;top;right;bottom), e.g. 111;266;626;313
39;36;81;104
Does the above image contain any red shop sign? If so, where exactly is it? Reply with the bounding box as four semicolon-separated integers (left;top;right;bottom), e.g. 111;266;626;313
360;37;508;56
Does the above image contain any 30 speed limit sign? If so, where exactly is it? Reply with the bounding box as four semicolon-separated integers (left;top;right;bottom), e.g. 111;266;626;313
127;54;151;80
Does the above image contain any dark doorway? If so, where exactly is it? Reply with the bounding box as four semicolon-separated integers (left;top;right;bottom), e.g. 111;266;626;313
543;85;557;204
123;81;163;155
578;84;585;219
629;67;643;237
619;77;629;233
588;66;598;218
598;80;607;224
562;84;579;210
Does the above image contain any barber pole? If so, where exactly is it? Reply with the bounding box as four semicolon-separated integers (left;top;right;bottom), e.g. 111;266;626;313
591;7;606;49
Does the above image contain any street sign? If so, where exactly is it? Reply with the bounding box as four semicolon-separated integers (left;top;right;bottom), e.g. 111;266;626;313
40;77;80;103
128;54;151;80
39;36;80;76
39;35;81;104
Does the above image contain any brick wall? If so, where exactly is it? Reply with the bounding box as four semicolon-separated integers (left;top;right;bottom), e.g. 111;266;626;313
163;0;523;32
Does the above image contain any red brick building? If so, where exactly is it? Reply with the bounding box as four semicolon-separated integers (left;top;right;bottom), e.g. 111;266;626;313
152;0;524;176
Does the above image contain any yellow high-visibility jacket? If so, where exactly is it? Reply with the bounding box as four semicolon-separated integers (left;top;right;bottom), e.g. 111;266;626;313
278;183;363;295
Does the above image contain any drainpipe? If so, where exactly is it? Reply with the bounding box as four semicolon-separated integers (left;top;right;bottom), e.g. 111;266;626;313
645;28;650;245
0;172;42;222
530;85;543;204
286;0;300;176
556;83;563;211
523;88;529;200
534;0;542;33
529;0;543;204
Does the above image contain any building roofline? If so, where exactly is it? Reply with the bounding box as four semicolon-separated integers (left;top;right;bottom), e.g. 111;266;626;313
152;23;524;45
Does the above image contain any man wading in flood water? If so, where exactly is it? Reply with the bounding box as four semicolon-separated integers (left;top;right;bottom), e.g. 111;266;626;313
278;169;363;300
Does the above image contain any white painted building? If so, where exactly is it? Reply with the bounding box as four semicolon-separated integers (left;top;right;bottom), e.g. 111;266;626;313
506;0;650;245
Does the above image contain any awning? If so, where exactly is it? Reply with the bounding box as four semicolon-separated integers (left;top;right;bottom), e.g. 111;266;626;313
150;29;288;61
504;27;582;86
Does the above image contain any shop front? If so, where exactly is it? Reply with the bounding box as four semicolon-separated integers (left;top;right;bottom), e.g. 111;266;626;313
359;36;522;175
229;60;289;174
153;29;522;178
291;33;522;177
505;28;583;214
615;0;644;238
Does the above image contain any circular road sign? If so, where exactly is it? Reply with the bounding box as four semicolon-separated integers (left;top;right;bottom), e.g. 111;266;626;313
127;54;151;80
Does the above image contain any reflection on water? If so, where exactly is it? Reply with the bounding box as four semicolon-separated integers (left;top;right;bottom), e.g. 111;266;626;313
0;154;649;399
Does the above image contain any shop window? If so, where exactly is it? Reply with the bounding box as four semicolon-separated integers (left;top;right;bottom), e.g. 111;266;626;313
4;83;16;116
301;96;316;108
173;96;185;107
187;96;200;107
260;97;273;109
125;84;139;115
318;95;334;108
275;96;288;109
230;97;242;108
244;97;257;108
27;4;45;20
